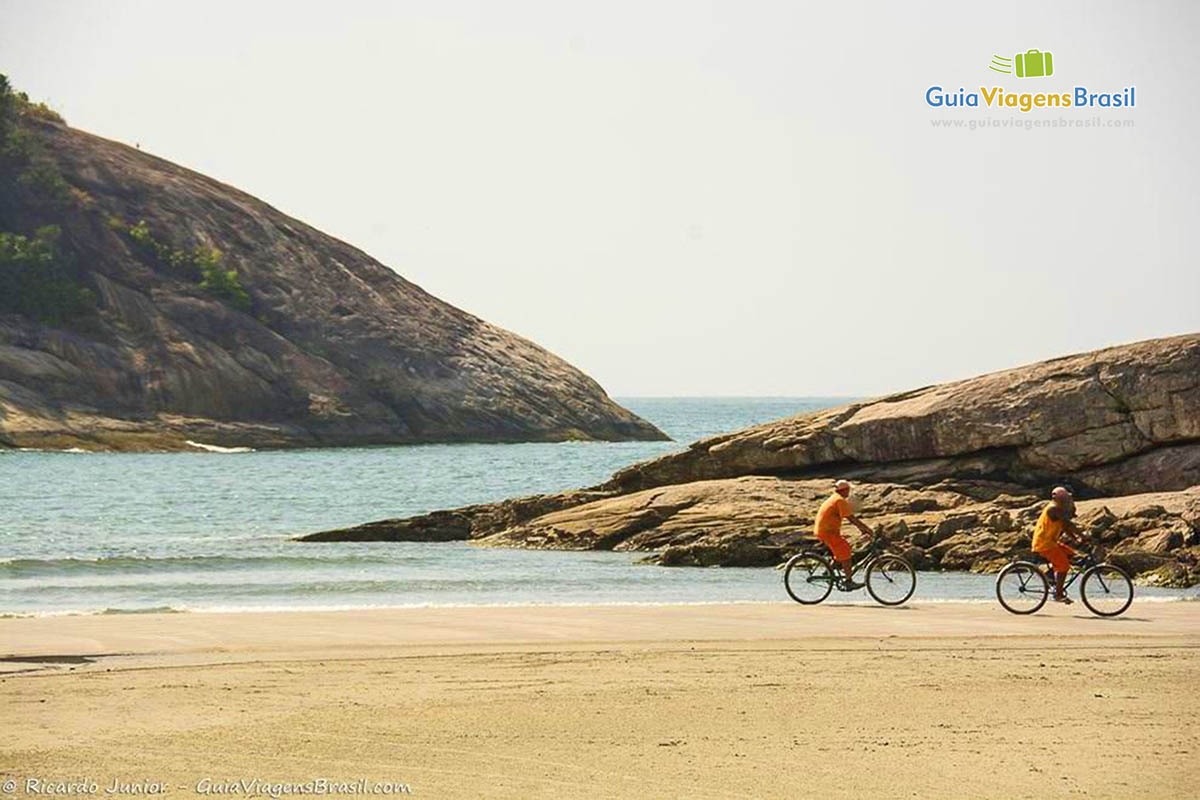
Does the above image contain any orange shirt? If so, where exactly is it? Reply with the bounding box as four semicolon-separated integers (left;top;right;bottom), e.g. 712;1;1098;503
814;493;854;537
1031;502;1065;551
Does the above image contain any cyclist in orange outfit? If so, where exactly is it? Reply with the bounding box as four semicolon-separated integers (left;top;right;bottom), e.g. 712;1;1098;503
814;480;877;588
1032;486;1088;604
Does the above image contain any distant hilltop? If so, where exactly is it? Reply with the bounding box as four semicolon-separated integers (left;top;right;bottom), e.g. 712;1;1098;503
0;76;666;451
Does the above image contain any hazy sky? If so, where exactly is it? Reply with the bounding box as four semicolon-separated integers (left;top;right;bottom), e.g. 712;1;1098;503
3;1;1197;396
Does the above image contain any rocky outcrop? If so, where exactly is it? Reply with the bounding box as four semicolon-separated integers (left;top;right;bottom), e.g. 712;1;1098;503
303;477;1200;585
483;480;1200;580
299;489;610;543
0;111;665;450
299;335;1200;585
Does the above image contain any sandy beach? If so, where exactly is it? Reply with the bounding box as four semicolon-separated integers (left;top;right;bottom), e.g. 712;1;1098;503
2;602;1198;799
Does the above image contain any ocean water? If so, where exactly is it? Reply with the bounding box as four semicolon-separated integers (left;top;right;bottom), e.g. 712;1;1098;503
2;398;1195;615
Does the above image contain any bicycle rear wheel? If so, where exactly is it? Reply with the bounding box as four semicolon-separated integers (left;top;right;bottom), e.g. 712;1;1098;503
995;562;1048;614
865;555;916;606
1080;564;1134;617
783;553;835;605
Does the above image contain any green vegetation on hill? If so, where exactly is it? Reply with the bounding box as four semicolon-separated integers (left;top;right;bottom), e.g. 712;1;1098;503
116;218;251;311
0;75;73;222
0;74;95;324
0;74;252;322
0;225;95;324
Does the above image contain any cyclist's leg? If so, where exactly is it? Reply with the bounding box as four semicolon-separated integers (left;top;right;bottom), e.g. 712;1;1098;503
1045;545;1072;602
1059;544;1079;595
818;531;853;580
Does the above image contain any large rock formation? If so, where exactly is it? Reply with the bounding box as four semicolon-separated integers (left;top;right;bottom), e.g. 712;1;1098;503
0;91;664;450
300;335;1200;585
601;333;1200;497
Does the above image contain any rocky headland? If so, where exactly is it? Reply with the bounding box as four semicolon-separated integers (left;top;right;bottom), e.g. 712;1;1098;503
300;334;1200;586
0;78;664;450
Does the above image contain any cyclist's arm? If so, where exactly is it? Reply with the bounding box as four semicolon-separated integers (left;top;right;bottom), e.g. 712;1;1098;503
1061;520;1089;547
846;515;875;538
1048;506;1087;547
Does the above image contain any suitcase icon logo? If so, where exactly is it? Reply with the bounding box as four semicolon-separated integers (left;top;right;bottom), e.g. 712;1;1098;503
1015;49;1053;77
988;49;1054;78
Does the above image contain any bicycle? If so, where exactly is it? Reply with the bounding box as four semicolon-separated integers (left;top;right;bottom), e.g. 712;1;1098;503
995;545;1133;617
783;535;916;606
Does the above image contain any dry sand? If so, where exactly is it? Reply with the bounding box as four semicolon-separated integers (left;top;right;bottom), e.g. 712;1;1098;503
2;602;1197;799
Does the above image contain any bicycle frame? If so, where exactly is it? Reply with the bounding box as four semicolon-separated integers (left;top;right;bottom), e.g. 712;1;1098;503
785;535;916;606
1034;547;1101;591
815;538;889;581
998;544;1134;616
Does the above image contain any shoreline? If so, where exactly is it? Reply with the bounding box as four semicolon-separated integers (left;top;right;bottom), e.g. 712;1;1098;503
2;589;1198;619
4;600;1197;662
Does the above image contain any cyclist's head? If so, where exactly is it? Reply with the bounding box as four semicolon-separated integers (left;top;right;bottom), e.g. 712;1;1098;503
1051;486;1072;502
835;479;851;497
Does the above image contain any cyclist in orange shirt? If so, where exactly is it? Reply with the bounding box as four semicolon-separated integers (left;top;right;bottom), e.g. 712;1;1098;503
814;480;877;588
1032;486;1088;604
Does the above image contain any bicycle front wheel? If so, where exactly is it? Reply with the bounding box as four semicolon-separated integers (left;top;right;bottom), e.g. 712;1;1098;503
995;562;1048;614
866;555;916;606
783;553;835;605
1080;564;1134;617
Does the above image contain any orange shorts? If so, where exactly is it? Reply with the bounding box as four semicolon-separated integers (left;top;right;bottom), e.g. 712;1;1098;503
817;530;851;563
1036;543;1076;574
